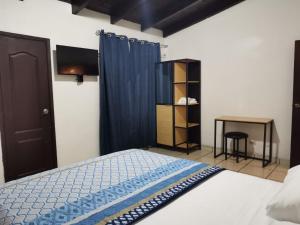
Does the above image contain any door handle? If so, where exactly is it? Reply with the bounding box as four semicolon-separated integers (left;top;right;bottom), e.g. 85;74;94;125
42;108;49;115
295;103;300;109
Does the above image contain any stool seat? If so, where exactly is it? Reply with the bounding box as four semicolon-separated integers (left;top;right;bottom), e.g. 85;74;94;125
224;132;248;139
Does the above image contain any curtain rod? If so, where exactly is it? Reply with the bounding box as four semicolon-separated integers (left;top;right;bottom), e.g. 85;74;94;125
95;30;168;48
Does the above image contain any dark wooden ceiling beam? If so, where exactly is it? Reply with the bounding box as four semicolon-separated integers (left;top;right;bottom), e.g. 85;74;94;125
60;0;245;37
141;0;200;31
162;0;245;37
71;0;91;14
110;0;147;24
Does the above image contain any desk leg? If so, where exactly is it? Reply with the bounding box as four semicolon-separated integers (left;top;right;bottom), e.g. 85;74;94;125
263;124;267;167
222;121;225;154
214;120;217;158
269;121;273;164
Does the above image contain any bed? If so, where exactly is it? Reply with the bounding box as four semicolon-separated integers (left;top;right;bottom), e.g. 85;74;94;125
0;149;294;225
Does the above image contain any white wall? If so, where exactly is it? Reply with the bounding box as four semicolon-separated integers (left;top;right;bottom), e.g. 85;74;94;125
165;0;300;160
0;0;163;183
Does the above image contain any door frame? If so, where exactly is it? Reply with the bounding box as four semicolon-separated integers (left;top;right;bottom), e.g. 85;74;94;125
0;31;58;181
291;40;300;168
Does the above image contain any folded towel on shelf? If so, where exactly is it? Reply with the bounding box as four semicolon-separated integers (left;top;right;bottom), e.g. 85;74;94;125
177;97;198;105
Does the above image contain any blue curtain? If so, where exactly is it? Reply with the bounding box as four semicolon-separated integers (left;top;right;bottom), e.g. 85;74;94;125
100;31;161;155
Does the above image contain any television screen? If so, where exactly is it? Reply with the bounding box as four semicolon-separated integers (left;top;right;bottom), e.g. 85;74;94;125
56;45;99;76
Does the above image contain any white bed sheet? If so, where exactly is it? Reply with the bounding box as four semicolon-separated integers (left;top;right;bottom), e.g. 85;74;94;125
137;170;296;225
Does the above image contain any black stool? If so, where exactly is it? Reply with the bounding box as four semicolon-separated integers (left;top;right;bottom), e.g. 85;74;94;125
224;132;248;163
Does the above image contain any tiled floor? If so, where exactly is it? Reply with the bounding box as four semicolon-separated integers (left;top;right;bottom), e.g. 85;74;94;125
148;147;289;182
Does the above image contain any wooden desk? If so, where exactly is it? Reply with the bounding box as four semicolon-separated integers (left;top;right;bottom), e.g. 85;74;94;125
214;116;274;167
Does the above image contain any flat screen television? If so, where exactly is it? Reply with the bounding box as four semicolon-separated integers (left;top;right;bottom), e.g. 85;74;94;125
56;45;99;80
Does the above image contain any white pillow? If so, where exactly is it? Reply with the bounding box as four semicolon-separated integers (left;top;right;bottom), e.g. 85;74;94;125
266;165;300;224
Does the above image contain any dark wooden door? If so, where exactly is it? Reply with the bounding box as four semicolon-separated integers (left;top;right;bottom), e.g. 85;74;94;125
291;41;300;168
0;32;57;181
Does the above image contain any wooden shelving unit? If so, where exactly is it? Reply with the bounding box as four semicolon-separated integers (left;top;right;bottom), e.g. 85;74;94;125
156;59;201;154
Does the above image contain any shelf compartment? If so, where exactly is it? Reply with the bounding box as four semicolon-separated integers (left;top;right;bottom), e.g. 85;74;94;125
176;142;199;149
174;63;187;83
175;107;186;125
175;122;200;128
174;83;186;103
175;128;187;145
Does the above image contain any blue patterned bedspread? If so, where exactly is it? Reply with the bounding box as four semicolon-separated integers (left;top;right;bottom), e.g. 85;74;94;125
0;149;223;225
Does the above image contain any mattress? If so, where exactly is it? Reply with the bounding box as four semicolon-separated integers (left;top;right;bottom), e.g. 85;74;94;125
0;149;221;225
0;149;293;225
138;170;296;225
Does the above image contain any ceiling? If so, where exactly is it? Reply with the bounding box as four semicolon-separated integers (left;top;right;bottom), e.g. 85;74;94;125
60;0;245;37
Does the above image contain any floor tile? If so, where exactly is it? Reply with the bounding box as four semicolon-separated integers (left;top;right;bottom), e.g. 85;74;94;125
217;158;251;172
178;148;212;161
246;160;277;170
198;153;226;166
274;164;289;173
267;170;287;182
239;164;273;178
148;148;184;157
